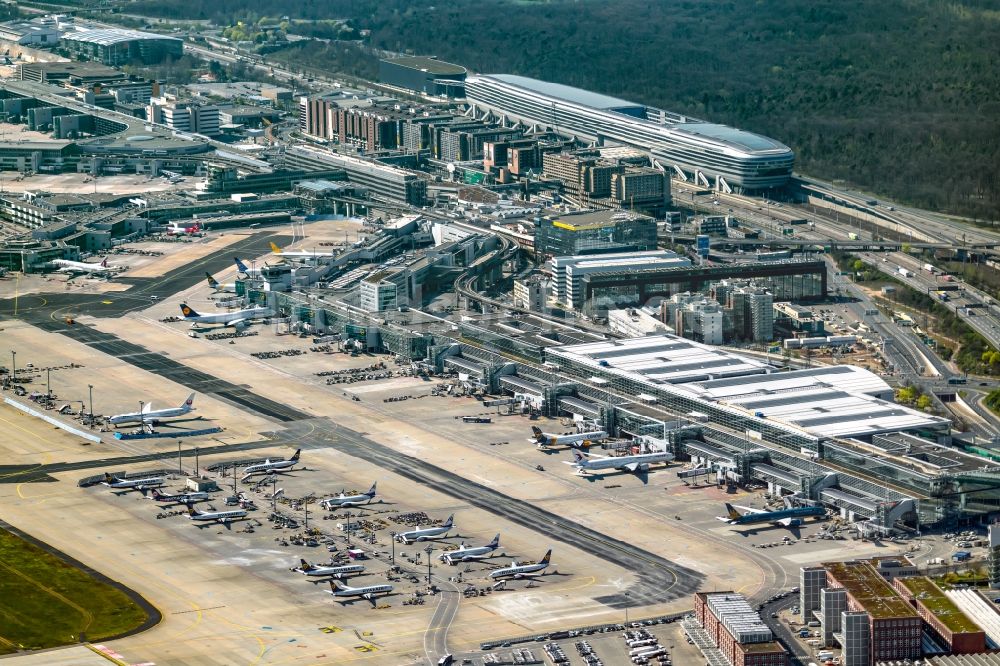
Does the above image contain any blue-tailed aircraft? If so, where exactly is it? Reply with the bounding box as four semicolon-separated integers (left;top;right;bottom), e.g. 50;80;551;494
718;502;826;527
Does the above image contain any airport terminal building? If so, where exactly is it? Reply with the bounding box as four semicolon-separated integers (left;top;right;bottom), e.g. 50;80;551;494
465;74;794;192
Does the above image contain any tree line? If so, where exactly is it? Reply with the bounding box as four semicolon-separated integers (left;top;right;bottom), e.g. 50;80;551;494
130;0;1000;221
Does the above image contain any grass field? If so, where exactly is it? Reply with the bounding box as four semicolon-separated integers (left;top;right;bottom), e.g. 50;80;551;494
0;528;149;654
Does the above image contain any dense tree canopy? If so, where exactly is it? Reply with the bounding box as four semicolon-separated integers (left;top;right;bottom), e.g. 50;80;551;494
133;0;1000;220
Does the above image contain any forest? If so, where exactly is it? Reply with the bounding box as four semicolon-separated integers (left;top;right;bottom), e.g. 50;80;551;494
129;0;1000;221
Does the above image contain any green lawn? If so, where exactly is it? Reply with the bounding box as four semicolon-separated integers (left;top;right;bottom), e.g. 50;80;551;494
0;529;149;654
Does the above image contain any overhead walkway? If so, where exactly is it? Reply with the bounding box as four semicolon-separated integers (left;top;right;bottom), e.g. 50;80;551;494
820;487;880;518
751;462;803;491
499;375;544;397
444;356;487;379
684;440;736;466
558;396;601;419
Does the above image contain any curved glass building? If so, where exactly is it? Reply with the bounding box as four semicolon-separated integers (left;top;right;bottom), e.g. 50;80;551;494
465;74;794;191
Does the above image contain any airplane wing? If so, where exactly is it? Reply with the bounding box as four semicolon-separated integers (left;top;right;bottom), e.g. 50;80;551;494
621;462;641;473
735;505;765;515
363;593;377;608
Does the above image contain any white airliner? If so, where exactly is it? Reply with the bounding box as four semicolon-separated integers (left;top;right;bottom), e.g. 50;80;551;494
179;303;272;330
327;579;393;606
489;550;552;579
186;504;247;524
166;222;200;236
205;273;236;293
108;393;195;426
242;449;301;476
270;241;335;259
149;488;210;504
102;472;165;490
441;534;501;565
396;514;454;544
565;450;674;476
531;426;608;449
52;258;116;275
296;559;365;579
320;482;377;509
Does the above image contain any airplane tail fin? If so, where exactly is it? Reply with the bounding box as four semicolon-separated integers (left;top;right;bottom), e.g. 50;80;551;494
141;402;152;414
182;393;195;410
572;451;585;463
180;303;200;318
205;273;219;288
151;488;162;499
300;558;312;570
531;426;544;441
489;533;500;548
100;258;108;267
270;242;282;254
443;514;454;528
330;579;347;591
367;481;377;496
540;549;552;565
186;503;199;516
104;472;113;483
234;257;250;273
289;449;301;462
725;503;742;520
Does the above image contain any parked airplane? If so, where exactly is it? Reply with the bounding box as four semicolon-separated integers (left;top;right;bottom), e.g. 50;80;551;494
296;559;365;579
166;222;200;236
531;426;608;449
441;534;501;565
205;273;236;293
270;241;334;259
234;257;264;277
320;482;377;509
489;550;552;579
149;488;210;504
565;450;674;475
327;579;393;606
102;472;165;490
186;503;247;524
179;303;271;330
52;258;116;275
395;514;454;544
108;393;196;426
718;502;826;527
242;449;301;476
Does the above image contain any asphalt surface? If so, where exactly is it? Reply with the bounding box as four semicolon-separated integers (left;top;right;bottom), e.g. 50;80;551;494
0;440;292;484
0;232;287;323
271;419;704;609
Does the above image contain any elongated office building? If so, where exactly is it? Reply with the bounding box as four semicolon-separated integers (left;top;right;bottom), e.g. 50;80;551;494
465;74;794;192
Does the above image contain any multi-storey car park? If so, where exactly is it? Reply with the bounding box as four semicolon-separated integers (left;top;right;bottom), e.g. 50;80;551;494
464;73;795;192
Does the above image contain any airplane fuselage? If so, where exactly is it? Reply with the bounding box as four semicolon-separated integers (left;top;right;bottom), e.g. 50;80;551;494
397;526;451;543
728;506;826;526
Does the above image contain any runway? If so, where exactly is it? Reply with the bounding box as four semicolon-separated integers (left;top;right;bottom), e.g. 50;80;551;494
12;317;706;611
0;232;287;323
276;419;704;609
